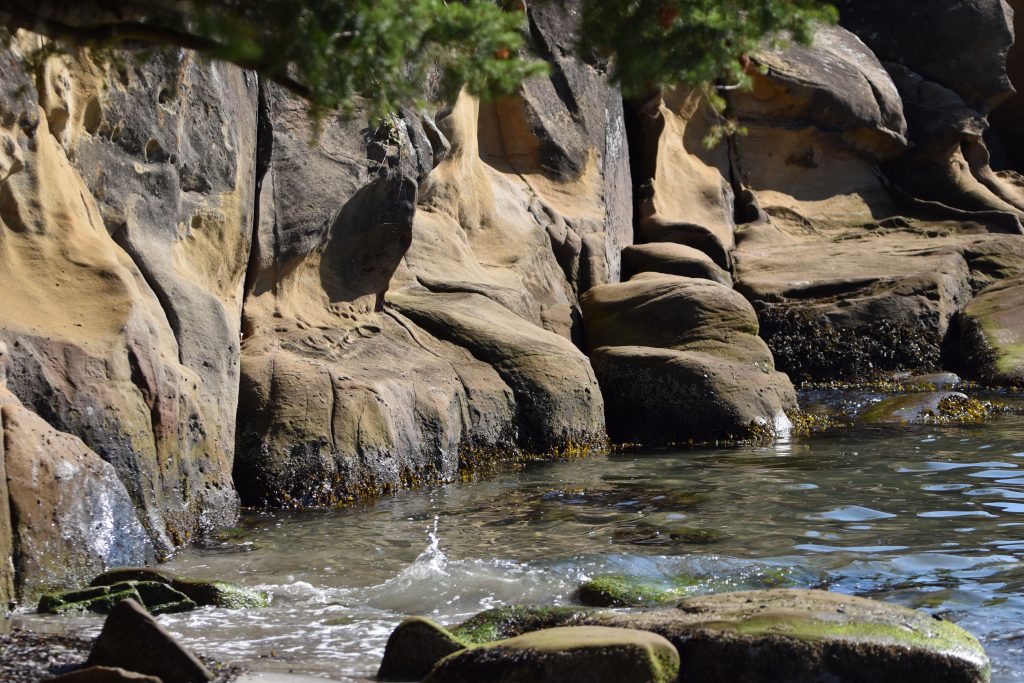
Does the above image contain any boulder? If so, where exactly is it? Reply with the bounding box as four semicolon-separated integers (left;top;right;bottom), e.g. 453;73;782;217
87;598;213;683
621;243;731;286
439;589;989;683
582;274;795;443
423;626;680;683
958;275;1024;386
391;290;606;453
378;617;468;681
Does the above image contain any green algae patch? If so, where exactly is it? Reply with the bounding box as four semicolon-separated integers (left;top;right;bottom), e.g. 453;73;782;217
715;613;984;656
578;574;696;607
449;606;593;645
424;626;680;683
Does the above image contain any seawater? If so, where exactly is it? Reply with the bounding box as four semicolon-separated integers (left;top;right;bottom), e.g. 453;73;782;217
17;395;1024;681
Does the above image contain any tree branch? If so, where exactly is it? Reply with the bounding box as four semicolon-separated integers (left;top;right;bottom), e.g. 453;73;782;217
0;7;314;100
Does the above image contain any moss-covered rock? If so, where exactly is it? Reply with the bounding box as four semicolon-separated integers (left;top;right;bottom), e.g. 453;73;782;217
578;568;802;608
450;606;593;645
578;574;695;608
89;568;270;609
436;589;989;682
958;275;1024;387
37;581;195;616
423;626;680;683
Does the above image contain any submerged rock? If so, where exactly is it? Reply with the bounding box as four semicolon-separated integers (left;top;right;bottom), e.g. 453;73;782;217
577;568;799;608
89;567;270;609
38;568;268;616
45;666;162;682
423;626;680;683
408;589;989;683
858;392;995;425
578;575;694;608
38;581;194;616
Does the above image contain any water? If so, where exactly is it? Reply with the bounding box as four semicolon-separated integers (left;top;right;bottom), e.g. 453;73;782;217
15;396;1024;681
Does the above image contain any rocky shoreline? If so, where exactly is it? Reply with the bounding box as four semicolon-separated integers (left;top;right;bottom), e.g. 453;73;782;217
0;5;1022;683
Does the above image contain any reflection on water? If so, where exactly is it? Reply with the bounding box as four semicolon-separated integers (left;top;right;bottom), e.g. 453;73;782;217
16;399;1024;682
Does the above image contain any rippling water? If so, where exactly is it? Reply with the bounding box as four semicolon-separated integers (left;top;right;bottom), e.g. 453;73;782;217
16;394;1024;681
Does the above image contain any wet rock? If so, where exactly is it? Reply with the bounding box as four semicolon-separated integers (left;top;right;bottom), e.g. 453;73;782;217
87;598;213;683
38;581;193;616
582;274;795;444
0;385;152;602
89;568;270;609
423;626;680;683
0;41;253;560
45;666;162;682
621;243;732;286
958;275;1024;386
447;589;989;683
377;617;468;681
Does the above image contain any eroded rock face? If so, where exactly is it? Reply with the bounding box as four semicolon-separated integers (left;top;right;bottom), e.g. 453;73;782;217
234;1;624;506
728;23;1024;382
0;40;251;563
834;0;1015;113
631;88;735;269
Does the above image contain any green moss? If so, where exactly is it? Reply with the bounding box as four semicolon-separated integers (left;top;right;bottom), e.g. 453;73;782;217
578;569;800;608
714;614;986;663
578;575;690;607
449;606;591;645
